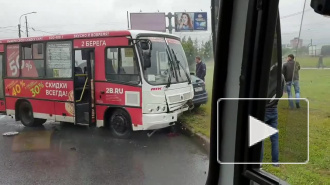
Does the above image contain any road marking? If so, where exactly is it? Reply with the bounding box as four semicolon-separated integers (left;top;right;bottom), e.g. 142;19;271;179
301;68;330;70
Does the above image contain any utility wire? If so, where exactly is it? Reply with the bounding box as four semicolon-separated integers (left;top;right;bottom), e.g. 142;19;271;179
28;27;60;35
280;8;312;19
0;28;19;32
33;29;60;35
0;26;17;29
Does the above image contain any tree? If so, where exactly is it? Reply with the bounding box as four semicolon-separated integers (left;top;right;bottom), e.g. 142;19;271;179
194;38;200;57
182;36;196;68
282;47;293;56
297;46;308;56
181;36;186;43
321;45;330;56
200;36;214;62
203;40;213;61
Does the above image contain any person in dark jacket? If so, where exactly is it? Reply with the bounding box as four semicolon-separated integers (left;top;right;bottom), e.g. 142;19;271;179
260;62;286;167
195;56;206;81
318;55;324;69
283;54;301;109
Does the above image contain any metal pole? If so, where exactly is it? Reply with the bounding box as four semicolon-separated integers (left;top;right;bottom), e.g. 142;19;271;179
315;45;316;57
166;12;174;34
25;16;29;37
127;11;130;29
18;12;37;38
18;24;21;38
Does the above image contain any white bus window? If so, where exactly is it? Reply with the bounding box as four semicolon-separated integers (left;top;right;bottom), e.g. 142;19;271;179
33;43;44;59
18;43;45;78
46;41;72;78
22;44;32;60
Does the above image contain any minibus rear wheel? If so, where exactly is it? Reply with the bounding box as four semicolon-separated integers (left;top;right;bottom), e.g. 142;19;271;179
19;101;46;127
109;109;132;139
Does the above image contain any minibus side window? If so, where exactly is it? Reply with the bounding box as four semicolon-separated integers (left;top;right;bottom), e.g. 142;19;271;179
105;47;140;84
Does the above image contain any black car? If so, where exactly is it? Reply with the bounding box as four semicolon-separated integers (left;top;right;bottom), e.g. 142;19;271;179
190;74;208;108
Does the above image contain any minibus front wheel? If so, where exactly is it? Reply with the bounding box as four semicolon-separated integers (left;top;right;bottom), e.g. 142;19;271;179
109;109;132;139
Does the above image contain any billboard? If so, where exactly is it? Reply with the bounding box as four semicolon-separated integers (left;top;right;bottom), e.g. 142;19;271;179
175;12;207;32
130;13;166;32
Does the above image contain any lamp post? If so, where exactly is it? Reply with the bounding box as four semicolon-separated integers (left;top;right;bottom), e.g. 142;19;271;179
18;12;37;38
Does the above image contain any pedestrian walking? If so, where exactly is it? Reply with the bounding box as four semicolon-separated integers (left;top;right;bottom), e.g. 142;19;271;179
283;54;301;109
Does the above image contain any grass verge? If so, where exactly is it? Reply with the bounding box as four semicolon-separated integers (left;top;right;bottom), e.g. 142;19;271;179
180;59;330;184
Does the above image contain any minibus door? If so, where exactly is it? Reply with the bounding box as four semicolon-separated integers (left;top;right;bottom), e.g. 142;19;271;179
74;49;95;126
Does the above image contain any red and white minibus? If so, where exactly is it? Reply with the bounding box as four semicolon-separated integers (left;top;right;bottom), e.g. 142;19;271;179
0;30;194;138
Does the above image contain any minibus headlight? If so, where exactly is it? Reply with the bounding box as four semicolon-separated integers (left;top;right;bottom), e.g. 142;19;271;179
146;104;167;113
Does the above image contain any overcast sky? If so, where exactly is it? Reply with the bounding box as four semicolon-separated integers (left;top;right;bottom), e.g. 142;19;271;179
280;0;330;45
1;0;330;45
0;0;212;42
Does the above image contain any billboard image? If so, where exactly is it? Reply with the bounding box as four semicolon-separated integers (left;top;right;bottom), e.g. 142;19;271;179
175;12;207;32
175;12;194;31
130;13;166;32
194;12;207;30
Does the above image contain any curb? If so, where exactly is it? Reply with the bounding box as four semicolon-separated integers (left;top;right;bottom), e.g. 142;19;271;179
178;123;210;156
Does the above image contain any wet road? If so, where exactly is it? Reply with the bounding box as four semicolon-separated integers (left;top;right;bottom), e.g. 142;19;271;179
0;116;208;185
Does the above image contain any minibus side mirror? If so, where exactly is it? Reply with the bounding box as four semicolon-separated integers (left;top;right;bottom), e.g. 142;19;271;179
143;50;151;69
140;40;152;50
141;41;150;50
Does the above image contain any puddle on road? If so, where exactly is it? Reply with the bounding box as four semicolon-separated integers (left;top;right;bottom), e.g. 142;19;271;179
11;130;53;152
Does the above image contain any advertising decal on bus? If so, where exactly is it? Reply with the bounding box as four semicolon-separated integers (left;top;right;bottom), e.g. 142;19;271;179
1;31;130;44
6;44;40;78
95;82;142;107
74;37;129;49
4;79;73;101
6;44;20;77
